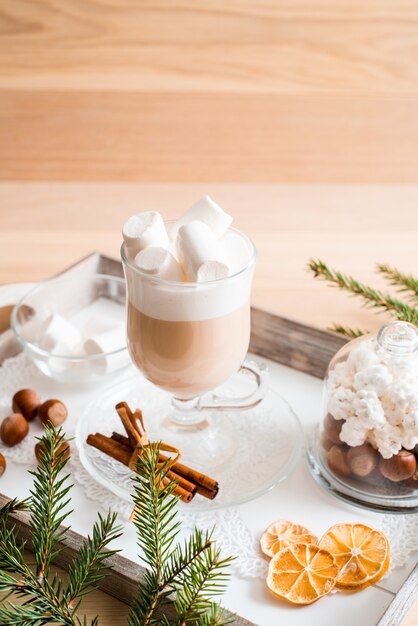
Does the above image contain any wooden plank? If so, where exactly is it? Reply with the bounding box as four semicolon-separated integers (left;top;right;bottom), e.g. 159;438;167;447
1;1;418;93
1;91;418;182
378;565;418;626
249;307;347;379
0;494;254;625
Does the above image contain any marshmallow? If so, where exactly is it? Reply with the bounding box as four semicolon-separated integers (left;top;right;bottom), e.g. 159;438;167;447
220;230;252;274
48;340;85;373
83;326;128;374
171;196;232;239
176;221;230;282
134;246;183;282
40;314;82;353
122;211;169;258
83;315;118;340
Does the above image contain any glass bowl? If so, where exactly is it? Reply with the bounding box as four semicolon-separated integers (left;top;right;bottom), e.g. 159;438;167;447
11;273;131;385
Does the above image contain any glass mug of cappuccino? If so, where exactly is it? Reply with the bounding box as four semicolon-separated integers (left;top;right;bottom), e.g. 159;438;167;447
121;225;267;452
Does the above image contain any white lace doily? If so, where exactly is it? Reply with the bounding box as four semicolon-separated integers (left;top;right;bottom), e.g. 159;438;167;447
1;351;417;579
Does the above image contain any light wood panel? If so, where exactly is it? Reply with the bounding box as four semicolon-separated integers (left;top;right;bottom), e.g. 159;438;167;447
0;1;418;181
2;91;418;182
1;0;418;93
1;182;418;333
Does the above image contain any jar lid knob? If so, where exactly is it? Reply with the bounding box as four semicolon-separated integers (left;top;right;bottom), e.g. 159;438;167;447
377;321;418;356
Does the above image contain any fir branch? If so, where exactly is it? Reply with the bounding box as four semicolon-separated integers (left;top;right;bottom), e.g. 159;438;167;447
162;528;212;589
196;604;234;626
308;258;418;325
128;444;232;626
378;263;418;301
329;324;368;339
0;427;120;626
173;542;232;625
64;511;122;608
0;433;232;625
128;443;180;625
0;600;51;624
29;427;73;580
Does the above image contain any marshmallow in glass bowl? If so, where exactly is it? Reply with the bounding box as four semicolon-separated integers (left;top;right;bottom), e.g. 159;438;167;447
11;274;130;384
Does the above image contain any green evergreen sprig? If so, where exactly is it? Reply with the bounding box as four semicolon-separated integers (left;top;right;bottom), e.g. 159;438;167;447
128;443;233;626
0;431;233;625
0;426;122;625
329;324;368;339
377;263;418;301
308;258;418;337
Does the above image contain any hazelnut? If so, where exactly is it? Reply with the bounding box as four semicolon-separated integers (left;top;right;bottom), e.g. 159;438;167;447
35;440;70;463
38;399;68;427
327;445;351;477
321;433;334;451
0;453;6;476
379;450;417;482
347;444;378;478
324;413;343;445
12;388;41;422
404;469;418;490
0;414;29;446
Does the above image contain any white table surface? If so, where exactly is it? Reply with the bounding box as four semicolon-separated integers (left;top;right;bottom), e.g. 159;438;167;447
0;282;416;626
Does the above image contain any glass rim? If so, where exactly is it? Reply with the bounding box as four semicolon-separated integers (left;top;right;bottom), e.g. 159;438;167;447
121;222;257;288
11;273;128;361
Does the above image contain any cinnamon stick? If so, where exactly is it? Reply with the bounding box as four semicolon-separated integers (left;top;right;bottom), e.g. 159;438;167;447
86;434;195;502
115;403;140;448
167;470;197;495
162;476;195;503
159;452;219;497
111;432;131;448
110;432;218;500
87;433;131;466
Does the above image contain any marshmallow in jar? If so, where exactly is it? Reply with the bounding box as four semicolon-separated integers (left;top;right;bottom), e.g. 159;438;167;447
319;321;418;507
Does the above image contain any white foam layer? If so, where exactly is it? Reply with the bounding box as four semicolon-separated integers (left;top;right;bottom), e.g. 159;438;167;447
125;229;254;321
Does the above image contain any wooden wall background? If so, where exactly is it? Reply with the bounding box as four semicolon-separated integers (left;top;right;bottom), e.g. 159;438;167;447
1;0;418;183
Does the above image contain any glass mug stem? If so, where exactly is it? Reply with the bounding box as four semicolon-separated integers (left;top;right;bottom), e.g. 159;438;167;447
168;361;269;428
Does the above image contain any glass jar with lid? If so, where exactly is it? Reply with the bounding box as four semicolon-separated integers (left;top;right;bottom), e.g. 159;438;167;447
308;320;418;512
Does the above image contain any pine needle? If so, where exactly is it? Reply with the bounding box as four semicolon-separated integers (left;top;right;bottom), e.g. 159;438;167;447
329;324;368;339
378;263;418;301
308;258;418;325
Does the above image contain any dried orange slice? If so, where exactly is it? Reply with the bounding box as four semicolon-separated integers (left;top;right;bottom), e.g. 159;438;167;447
318;523;390;590
267;543;338;605
260;520;318;558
